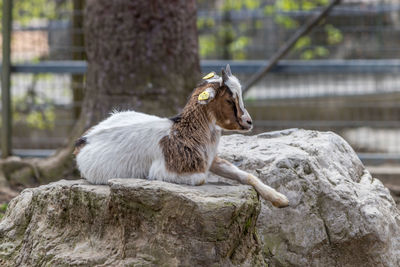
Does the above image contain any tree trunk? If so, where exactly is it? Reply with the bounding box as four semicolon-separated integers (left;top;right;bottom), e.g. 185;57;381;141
0;0;200;190
82;0;200;127
71;0;86;119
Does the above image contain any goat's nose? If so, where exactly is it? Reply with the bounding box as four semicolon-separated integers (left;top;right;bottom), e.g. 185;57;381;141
241;110;253;130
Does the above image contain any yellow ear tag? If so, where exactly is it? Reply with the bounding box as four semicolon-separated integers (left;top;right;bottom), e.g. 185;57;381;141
202;72;215;80
198;91;210;101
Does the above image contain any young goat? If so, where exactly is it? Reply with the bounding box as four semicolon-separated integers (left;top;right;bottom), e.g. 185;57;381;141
74;65;289;208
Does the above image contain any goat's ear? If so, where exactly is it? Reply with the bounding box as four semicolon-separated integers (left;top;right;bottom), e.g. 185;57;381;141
221;68;229;83
226;64;232;76
197;87;216;105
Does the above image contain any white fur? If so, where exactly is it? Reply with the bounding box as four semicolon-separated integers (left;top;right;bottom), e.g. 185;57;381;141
224;74;253;130
206;76;223;85
76;111;220;186
225;75;245;111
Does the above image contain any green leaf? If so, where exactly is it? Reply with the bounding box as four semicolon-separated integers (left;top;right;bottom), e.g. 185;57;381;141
277;0;299;11
294;36;311;50
301;49;314;60
275;15;298;29
0;203;8;212
315;46;329;57
264;5;275;15
243;0;261;10
199;35;216;58
325;24;343;45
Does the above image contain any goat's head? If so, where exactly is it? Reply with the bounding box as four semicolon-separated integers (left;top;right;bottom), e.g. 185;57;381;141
197;64;253;132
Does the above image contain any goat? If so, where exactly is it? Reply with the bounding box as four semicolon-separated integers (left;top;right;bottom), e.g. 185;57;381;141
74;65;289;208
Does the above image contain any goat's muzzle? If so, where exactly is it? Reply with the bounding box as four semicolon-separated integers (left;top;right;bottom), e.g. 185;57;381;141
239;111;253;131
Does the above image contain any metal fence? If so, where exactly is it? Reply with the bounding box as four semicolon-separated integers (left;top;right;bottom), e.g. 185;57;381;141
1;0;85;153
1;0;400;164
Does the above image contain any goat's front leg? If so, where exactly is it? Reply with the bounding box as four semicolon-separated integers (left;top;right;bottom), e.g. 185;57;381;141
210;157;289;208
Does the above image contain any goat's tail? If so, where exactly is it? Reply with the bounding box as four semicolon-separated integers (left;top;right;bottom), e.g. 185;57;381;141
73;136;87;156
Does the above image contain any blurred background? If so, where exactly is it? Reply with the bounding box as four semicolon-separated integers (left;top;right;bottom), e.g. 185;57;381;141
0;0;399;178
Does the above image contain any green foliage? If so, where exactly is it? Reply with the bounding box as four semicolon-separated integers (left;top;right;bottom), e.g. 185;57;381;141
25;108;55;130
267;0;342;60
325;24;343;45
198;0;343;60
229;36;250;60
13;0;57;26
0;203;8;219
221;0;262;11
275;0;329;11
275;14;298;29
295;36;311;50
9;74;56;130
0;203;7;212
294;36;330;59
12;98;56;130
13;96;55;130
0;1;67;131
199;35;217;58
198;0;262;59
197;17;215;29
0;0;72;30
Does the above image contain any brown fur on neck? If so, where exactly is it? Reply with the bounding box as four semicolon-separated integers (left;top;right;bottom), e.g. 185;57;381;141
160;83;220;174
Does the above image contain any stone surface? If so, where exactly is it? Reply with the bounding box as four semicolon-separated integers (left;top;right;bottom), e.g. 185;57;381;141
0;179;262;266
214;129;400;267
368;165;400;210
1;129;399;267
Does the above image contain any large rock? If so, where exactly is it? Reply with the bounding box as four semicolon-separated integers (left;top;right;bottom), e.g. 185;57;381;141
1;129;399;266
0;179;262;266
215;129;400;267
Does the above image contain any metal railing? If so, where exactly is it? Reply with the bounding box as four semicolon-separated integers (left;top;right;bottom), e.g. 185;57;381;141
3;59;400;74
1;0;13;158
1;59;400;162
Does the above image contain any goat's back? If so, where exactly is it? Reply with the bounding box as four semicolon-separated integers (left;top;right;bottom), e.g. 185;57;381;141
76;111;172;184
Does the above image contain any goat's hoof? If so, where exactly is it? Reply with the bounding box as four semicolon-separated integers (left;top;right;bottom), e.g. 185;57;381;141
271;193;289;208
194;179;205;186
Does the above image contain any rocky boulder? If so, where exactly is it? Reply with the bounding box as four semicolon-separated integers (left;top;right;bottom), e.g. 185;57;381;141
0;179;262;266
214;129;400;266
0;129;399;266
